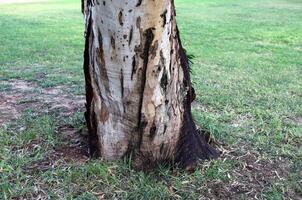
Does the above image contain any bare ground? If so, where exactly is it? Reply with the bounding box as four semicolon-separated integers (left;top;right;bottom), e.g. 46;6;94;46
205;143;297;199
0;80;85;126
0;79;89;164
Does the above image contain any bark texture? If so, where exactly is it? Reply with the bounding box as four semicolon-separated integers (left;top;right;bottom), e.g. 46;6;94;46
82;0;218;170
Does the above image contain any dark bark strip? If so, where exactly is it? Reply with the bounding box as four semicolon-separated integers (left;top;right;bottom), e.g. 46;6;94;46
110;36;116;49
137;28;154;148
136;0;142;7
131;56;136;80
97;30;110;94
160;9;168;27
118;11;124;26
159;50;168;92
120;68;124;98
83;14;99;157
149;122;157;141
129;26;133;46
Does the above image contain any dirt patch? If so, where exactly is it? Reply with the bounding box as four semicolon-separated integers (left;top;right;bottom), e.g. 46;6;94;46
284;116;302;128
55;146;89;163
200;143;294;199
2;79;89;175
25;146;89;173
0;80;85;126
24;126;89;173
0;94;21;125
292;116;302;126
12;80;35;91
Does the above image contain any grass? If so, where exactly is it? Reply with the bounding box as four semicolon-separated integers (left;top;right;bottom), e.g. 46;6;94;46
0;0;301;199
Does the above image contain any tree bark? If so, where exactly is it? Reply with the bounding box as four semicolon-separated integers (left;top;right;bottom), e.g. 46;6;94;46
82;0;218;170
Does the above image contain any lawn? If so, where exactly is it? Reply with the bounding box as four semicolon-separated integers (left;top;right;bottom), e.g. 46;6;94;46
0;0;301;199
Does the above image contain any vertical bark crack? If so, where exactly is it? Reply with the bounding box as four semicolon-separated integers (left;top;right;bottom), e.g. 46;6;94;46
83;13;100;157
160;9;168;27
131;56;136;80
137;28;154;148
129;26;133;46
120;68;124;98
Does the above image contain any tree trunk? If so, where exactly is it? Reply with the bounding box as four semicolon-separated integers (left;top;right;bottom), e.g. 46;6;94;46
82;0;218;170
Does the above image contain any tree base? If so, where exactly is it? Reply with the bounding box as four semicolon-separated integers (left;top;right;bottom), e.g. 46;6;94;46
82;0;220;171
176;116;219;171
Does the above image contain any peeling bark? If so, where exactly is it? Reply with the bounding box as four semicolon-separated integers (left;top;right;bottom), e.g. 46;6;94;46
82;0;218;170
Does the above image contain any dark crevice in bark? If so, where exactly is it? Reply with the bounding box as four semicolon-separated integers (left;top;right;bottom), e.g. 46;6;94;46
149;122;157;141
160;51;168;93
175;26;219;170
163;124;167;134
120;68;124;98
96;29;110;95
118;10;124;26
83;14;100;157
160;9;167;27
160;68;168;93
131;56;136;80
136;28;154;149
110;36;116;49
136;0;142;7
129;26;133;46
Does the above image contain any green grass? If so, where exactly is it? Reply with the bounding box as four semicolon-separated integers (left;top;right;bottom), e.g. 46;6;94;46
0;0;301;199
